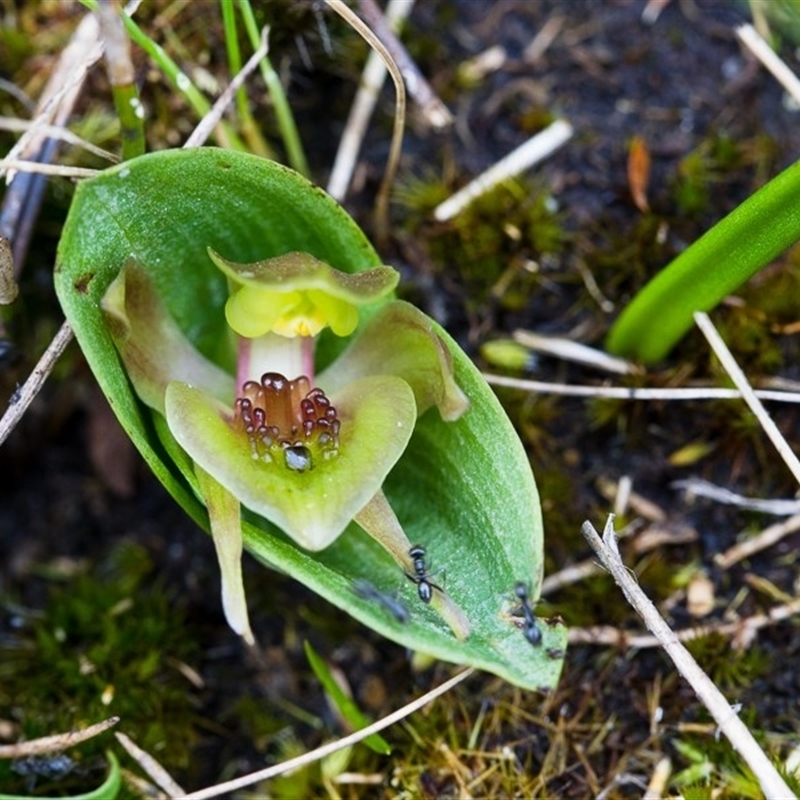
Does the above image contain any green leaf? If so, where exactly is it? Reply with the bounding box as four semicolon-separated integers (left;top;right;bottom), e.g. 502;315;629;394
54;148;565;691
606;157;800;363
304;640;392;755
0;751;121;800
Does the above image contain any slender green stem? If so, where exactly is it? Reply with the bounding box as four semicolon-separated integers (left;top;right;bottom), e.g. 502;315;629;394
96;0;145;159
111;82;146;159
80;0;246;151
237;0;310;176
605;158;800;362
221;0;247;123
220;0;274;157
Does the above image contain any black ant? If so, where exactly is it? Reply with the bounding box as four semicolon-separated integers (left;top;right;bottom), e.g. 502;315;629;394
353;579;409;624
405;545;442;604
514;581;542;647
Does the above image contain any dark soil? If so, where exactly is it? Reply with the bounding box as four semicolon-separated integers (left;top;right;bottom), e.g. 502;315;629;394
4;0;800;797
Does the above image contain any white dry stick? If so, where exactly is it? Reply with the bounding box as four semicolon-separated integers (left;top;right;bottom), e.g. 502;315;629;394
695;311;800;487
736;23;800;107
324;0;406;243
327;0;414;201
715;513;800;570
482;372;800;403
181;668;473;800
183;28;270;149
582;516;796;799
0;118;118;162
0;320;73;447
674;477;800;516
512;329;638;375
540;559;603;596
0;160;99;179
643;756;672;800
433;119;573;222
114;732;185;798
568;592;800;648
2;11;103;183
356;0;450;128
0;716;119;758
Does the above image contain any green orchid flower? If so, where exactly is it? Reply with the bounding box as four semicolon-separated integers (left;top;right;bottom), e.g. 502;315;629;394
101;250;469;644
55;148;564;692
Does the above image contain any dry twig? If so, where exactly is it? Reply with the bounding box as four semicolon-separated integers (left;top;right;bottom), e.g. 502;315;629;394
324;0;405;244
0;717;119;758
433;119;573;222
674;477;800;516
181;668;474;799
2;11;103;183
581;515;795;799
0;320;73;447
695;311;800;486
715;513;800;570
482;372;800;403
184;28;270;149
568;594;800;648
114;732;185;797
736;23;800;106
355;0;451;129
511;329;638;375
327;0;414;201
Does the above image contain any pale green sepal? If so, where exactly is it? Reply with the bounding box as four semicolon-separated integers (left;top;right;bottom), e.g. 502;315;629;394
208;248;399;339
195;464;255;645
164;376;417;551
101;260;234;414
319;300;469;422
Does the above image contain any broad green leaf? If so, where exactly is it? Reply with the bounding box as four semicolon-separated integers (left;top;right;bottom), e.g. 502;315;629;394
54;148;565;691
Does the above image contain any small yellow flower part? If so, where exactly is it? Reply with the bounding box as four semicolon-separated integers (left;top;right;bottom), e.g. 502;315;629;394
208;249;397;340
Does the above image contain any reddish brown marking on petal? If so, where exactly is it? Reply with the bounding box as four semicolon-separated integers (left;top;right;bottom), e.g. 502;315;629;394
233;373;339;469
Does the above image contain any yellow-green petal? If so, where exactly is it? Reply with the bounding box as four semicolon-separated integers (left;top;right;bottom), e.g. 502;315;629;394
319;300;469;422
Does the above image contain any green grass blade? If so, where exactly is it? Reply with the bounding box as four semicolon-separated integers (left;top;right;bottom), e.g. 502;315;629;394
80;0;246;151
304;641;392;755
606;157;800;362
237;0;310;176
220;0;274;157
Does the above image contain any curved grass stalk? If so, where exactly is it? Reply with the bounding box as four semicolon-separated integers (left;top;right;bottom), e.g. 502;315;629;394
325;0;406;244
605;157;800;362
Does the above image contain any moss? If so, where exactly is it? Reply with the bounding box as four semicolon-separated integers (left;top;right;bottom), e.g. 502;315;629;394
684;633;768;692
672;134;744;217
409;178;569;313
0;541;200;796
